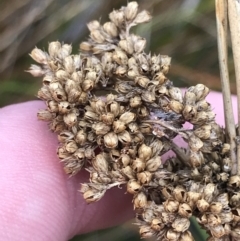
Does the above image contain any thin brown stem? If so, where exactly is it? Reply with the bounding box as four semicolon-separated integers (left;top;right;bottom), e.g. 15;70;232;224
228;0;240;176
215;0;237;175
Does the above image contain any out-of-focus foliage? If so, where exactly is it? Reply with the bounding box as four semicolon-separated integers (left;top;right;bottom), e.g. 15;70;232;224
0;0;232;240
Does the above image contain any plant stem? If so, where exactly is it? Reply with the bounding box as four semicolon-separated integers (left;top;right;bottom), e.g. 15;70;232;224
228;0;240;176
215;0;237;175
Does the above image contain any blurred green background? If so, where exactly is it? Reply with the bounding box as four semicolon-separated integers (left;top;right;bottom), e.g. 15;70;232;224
0;0;235;240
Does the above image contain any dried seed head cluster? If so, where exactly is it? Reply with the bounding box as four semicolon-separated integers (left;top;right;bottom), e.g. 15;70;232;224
28;2;239;240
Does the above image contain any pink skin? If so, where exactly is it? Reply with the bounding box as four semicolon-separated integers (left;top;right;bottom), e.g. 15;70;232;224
0;92;237;241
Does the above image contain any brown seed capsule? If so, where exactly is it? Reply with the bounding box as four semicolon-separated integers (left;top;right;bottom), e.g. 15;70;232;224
125;1;138;21
169;100;184;113
120;154;131;167
172;217;190;232
130;96;142;108
178;203;192;218
104;132;118;148
228;175;240;188
58;131;74;143
166;229;180;241
58;101;71;114
83;188;106;203
138;144;152;161
150;218;164;232
173;186;187;203
92;122;111;135
37;109;55;121
112;48;128;65
134;37;146;53
146;156;161;172
127;179;141;194
139;225;154;238
209;202;223;214
153;72;166;85
182;105;197;121
90;30;105;43
30;47;47;64
101;113;115;125
65;141;78;153
188;134;203;152
132;158;146;172
92;153;109;173
121;166;135;179
27;64;45;77
194;125;211;140
47;100;59;112
196;199;209;213
189;151;204;167
135;76;150;88
133;192;148;209
74;149;85;161
43;75;54;86
80;41;92;52
49;82;67;102
119;39;134;55
63;112;77;127
103;22;118;37
137;171;152;184
75;129;87;145
133;10;152;24
184;91;196;105
118;130;132;145
222;157;232;173
179;231;194;241
119;112;136;124
58;44;72;59
109;9;125;27
82;79;94;92
164;199;179;213
210;225;226;239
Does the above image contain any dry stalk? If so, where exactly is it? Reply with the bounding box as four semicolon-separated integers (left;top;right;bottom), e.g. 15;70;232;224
228;0;240;176
215;0;237;175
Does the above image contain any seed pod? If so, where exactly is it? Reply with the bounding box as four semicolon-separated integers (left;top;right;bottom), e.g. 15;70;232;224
139;226;154;239
150;218;163;231
164;199;179;213
169;87;183;102
84;110;99;122
58;101;71;114
75;129;87;145
82;79;94;92
188;134;203;152
90;30;105;43
58;44;72;59
58;131;74;143
135;76;150;88
196;199;209;213
194;125;211;140
127;179;141;194
133;192;148;209
47;100;58;113
119;112;136;124
109;9;124;27
196;99;210;111
87;20;100;31
30;47;47;64
128;66;139;79
65;141;78;153
80;41;92;52
49;82;67;102
153;72;166;85
63;55;74;74
133;10;152;24
104;132;118;148
122;166;135;179
103;22;118;37
210;225;226;239
230;193;240;207
74;149;85;161
132;158;146;172
85;147;95;159
178;203;192;218
27;64;45;77
173;186;187;202
138;144;152;161
146;156;161;172
172;217;190;233
228;175;240;188
166;229;180;241
182;105;197;121
169;100;184;113
125;1;138;21
112;48;128;65
141;90;156;103
43;75;54;86
37;109;55;121
130;95;142;108
63;112;77;127
193;84;209;101
92;122;111;135
204;183;216;203
119;39;134;55
92;153;109;173
101;113;115;125
184;91;196;105
189;151;204;167
216;172;229;182
223;157;232;173
120;154;131;167
137;171;152;184
134;37;146;53
107;100;120;117
179;231;194;241
83;188;106;203
137;106;149;118
118;130;132;145
210;202;223;214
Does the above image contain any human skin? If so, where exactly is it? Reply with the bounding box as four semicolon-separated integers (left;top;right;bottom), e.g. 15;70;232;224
0;92;237;241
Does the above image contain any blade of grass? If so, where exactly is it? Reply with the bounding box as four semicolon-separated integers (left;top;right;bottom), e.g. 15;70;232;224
215;0;237;175
228;0;240;175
